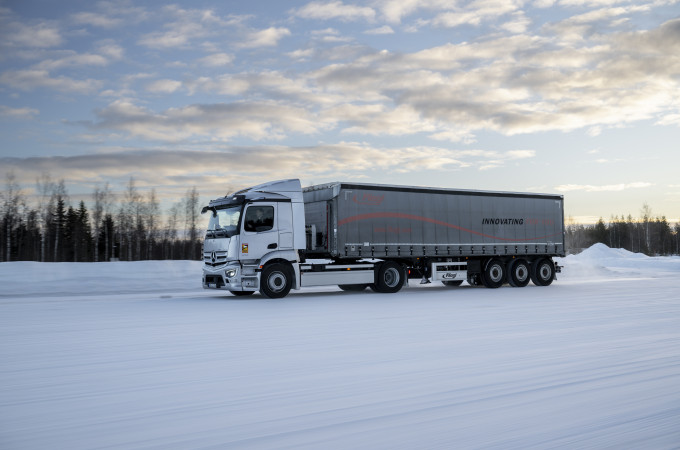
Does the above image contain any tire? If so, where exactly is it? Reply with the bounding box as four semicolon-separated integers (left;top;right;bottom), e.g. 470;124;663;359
338;284;369;291
442;280;464;287
260;263;293;298
481;258;505;289
230;290;255;296
531;258;555;286
373;261;406;293
507;259;530;287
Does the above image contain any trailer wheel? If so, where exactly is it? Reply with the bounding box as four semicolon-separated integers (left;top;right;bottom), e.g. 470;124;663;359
260;263;293;298
338;284;369;291
507;259;530;287
481;258;505;289
442;280;464;287
373;261;406;293
531;258;555;286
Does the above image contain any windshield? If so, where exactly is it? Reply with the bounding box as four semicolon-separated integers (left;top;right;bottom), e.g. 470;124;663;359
205;205;241;238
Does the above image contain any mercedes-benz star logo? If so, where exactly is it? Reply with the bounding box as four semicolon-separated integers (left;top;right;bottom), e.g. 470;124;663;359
211;251;216;263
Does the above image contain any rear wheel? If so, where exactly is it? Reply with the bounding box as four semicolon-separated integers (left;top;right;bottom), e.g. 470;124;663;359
373;261;406;293
260;263;293;298
481;258;505;289
338;284;369;291
507;259;530;287
531;258;555;286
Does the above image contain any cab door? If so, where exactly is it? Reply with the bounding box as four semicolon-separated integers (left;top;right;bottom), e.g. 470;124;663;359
240;203;278;260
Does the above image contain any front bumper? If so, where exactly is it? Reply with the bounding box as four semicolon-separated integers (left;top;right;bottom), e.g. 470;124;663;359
202;263;258;292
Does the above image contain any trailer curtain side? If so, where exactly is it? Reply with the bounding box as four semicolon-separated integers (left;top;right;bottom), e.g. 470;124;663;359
303;183;565;260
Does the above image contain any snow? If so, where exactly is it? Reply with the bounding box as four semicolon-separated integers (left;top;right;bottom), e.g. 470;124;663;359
1;247;679;449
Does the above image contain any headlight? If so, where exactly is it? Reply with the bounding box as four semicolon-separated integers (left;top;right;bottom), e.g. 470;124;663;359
225;269;237;278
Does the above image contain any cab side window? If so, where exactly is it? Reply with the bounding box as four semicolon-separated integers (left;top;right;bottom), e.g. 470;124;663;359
244;206;274;232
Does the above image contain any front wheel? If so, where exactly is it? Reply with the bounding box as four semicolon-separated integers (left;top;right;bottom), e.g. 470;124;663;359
373;261;406;293
260;263;293;298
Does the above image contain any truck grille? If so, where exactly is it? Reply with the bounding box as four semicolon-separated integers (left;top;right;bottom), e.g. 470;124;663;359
204;250;228;266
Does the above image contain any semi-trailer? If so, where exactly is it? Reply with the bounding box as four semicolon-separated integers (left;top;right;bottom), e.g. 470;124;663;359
201;179;565;298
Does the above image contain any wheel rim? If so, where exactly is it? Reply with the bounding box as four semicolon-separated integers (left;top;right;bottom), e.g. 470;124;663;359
267;271;286;292
384;267;400;288
488;264;503;283
515;264;528;282
539;263;551;281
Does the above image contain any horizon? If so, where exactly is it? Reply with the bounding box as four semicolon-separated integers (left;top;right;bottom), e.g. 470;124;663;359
1;1;679;225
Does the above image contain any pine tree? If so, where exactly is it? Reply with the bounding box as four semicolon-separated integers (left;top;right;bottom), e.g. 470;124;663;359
53;197;66;262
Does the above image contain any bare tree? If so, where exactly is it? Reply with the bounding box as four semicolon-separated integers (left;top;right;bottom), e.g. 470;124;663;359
92;183;112;262
35;173;56;262
145;189;160;260
164;201;181;259
184;187;200;259
2;171;24;261
641;202;652;253
120;178;140;260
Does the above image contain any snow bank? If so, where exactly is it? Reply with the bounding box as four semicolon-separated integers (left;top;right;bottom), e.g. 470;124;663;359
557;243;680;281
0;260;202;297
1;244;678;297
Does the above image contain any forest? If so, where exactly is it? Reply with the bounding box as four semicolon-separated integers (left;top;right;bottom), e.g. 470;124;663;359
1;172;201;262
1;172;679;262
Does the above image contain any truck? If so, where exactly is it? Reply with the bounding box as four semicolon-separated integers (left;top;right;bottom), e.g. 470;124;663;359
201;179;565;298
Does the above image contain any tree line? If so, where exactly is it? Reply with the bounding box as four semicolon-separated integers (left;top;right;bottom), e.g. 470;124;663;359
2;172;679;262
565;204;680;256
1;172;202;262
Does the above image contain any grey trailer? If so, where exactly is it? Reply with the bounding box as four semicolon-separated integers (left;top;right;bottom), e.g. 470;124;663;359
303;182;564;289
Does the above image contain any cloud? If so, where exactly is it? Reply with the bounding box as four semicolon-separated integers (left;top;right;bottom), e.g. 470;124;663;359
555;182;653;192
197;53;234;67
71;12;123;28
0;105;39;118
301;16;680;139
293;1;376;22
87;99;330;142
1;144;540;196
96;41;125;60
239;27;291;48
0;69;101;93
145;79;182;94
139;24;205;49
137;6;234;49
36;52;109;70
323;103;441;135
365;25;395;35
375;0;453;24
1;21;63;48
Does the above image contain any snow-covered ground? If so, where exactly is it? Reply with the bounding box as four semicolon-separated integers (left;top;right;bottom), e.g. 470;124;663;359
1;245;679;449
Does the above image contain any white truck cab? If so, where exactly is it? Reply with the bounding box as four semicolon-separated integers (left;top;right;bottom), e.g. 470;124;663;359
201;179;306;297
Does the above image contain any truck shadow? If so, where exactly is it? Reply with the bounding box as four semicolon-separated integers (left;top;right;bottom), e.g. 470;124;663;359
204;284;478;301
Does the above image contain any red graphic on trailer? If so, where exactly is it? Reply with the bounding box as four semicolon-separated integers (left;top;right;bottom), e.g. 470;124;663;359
352;193;385;206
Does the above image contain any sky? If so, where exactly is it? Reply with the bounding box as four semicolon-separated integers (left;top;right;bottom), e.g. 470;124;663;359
0;0;679;224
